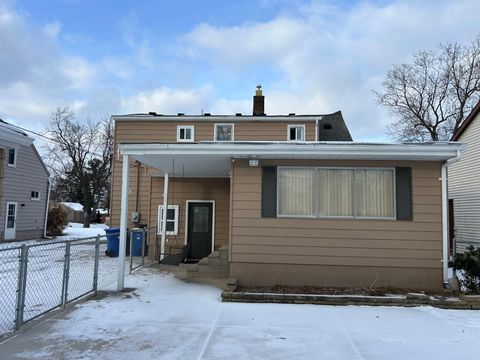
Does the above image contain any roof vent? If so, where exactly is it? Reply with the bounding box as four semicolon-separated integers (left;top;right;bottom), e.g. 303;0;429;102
204;112;211;116
323;123;332;130
236;113;242;116
148;112;157;116
177;113;185;116
289;113;295;116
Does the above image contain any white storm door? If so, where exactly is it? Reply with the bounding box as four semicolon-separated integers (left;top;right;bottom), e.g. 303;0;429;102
5;202;17;240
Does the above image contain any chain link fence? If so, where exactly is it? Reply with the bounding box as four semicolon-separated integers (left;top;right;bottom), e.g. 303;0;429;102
0;230;152;340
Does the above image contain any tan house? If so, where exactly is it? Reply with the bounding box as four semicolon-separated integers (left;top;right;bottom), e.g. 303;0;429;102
111;87;462;291
449;101;480;252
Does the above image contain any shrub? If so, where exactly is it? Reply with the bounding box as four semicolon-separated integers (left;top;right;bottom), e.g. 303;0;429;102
449;245;480;294
47;202;69;236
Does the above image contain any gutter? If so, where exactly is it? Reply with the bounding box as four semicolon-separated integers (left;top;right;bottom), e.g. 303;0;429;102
43;179;51;238
441;149;462;287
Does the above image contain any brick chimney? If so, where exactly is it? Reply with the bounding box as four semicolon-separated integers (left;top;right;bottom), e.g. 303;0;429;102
253;85;265;116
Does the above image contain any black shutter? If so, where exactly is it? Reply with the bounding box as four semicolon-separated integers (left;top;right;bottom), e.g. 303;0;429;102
261;166;277;218
395;167;412;220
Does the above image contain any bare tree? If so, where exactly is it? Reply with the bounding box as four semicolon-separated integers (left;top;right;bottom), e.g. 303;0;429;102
46;107;113;227
375;36;480;142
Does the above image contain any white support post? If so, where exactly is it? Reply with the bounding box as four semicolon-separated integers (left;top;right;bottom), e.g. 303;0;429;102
160;172;169;261
441;163;449;286
118;154;129;291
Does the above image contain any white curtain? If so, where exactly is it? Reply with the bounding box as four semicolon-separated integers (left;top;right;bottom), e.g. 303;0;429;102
318;169;354;216
355;169;394;218
278;168;315;216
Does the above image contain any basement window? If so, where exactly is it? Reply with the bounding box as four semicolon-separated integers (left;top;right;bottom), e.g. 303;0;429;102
177;126;194;142
158;205;179;235
288;125;305;141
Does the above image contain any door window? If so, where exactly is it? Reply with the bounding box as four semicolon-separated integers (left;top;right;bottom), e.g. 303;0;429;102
193;206;209;232
7;204;15;228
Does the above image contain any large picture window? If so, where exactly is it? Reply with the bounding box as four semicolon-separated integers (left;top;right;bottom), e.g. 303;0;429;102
278;168;315;217
277;167;395;219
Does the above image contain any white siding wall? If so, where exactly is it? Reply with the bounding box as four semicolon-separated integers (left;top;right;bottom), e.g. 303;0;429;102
0;144;49;241
449;113;480;251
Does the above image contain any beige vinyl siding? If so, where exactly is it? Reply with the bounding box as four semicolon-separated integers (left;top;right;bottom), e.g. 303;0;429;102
449;112;480;251
114;120;316;143
230;159;443;289
110;155;230;259
110;118;316;255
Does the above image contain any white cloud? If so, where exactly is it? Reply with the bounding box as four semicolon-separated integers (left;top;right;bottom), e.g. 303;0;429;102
183;0;480;140
2;0;480;142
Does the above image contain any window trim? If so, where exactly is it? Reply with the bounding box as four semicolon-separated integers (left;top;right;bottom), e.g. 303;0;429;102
7;148;17;168
177;125;195;142
31;191;40;201
214;123;234;142
157;204;179;235
276;166;396;220
287;124;306;142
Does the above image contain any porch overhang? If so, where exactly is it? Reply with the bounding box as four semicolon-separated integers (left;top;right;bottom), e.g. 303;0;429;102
118;141;464;176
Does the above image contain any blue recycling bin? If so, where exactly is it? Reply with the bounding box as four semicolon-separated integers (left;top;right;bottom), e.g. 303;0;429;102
131;229;145;256
105;227;120;257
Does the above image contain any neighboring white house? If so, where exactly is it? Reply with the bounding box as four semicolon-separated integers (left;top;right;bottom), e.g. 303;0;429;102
0;120;50;241
449;101;480;252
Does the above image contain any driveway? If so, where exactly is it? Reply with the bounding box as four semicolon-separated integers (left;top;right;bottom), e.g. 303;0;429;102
0;267;479;359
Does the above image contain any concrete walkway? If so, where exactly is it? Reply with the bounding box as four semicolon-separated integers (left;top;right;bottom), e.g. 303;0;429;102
1;267;479;360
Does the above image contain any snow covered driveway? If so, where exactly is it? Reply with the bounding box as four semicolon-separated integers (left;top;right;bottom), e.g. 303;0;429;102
1;268;479;360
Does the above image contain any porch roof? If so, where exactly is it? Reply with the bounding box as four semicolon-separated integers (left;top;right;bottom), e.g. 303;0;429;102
118;141;463;177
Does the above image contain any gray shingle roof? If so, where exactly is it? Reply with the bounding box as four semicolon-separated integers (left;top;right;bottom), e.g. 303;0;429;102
317;111;352;141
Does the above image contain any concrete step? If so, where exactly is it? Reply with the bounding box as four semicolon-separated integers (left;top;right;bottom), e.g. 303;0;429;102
197;264;230;276
198;256;228;267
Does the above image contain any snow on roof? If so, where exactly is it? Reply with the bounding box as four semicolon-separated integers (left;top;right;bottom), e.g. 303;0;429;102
60;202;84;211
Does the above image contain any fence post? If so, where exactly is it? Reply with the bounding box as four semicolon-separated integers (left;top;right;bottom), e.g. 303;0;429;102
61;242;71;308
141;228;146;267
15;245;28;331
93;235;100;295
129;229;133;274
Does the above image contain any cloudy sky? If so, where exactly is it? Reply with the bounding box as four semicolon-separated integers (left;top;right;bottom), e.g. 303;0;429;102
1;0;479;141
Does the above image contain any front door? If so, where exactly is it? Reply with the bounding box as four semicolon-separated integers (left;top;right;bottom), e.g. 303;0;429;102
5;202;17;240
187;202;213;260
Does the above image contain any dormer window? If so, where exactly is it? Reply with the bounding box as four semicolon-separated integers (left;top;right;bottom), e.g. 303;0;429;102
288;125;305;141
177;125;194;142
8;148;16;167
214;124;234;141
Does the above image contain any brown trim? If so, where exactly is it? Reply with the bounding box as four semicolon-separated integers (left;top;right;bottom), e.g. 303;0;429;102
451;100;480;141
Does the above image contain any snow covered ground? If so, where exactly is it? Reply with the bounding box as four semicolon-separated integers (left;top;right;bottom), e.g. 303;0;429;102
0;223;129;337
0;267;479;360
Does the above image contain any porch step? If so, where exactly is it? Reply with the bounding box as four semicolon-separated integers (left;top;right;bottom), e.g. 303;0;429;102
177;246;230;280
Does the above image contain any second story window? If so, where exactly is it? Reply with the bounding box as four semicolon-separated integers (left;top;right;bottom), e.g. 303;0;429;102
177;125;194;142
8;148;16;167
31;191;40;200
214;124;234;141
288;125;305;141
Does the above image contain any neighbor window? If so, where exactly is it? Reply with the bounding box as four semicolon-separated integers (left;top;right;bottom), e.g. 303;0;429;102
8;148;16;167
31;191;40;200
288;125;305;141
158;205;179;235
214;124;234;141
277;167;395;219
177;126;194;142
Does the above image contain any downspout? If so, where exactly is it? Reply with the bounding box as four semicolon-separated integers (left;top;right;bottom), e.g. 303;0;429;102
315;119;319;142
43;179;51;238
441;149;462;287
160;173;169;261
